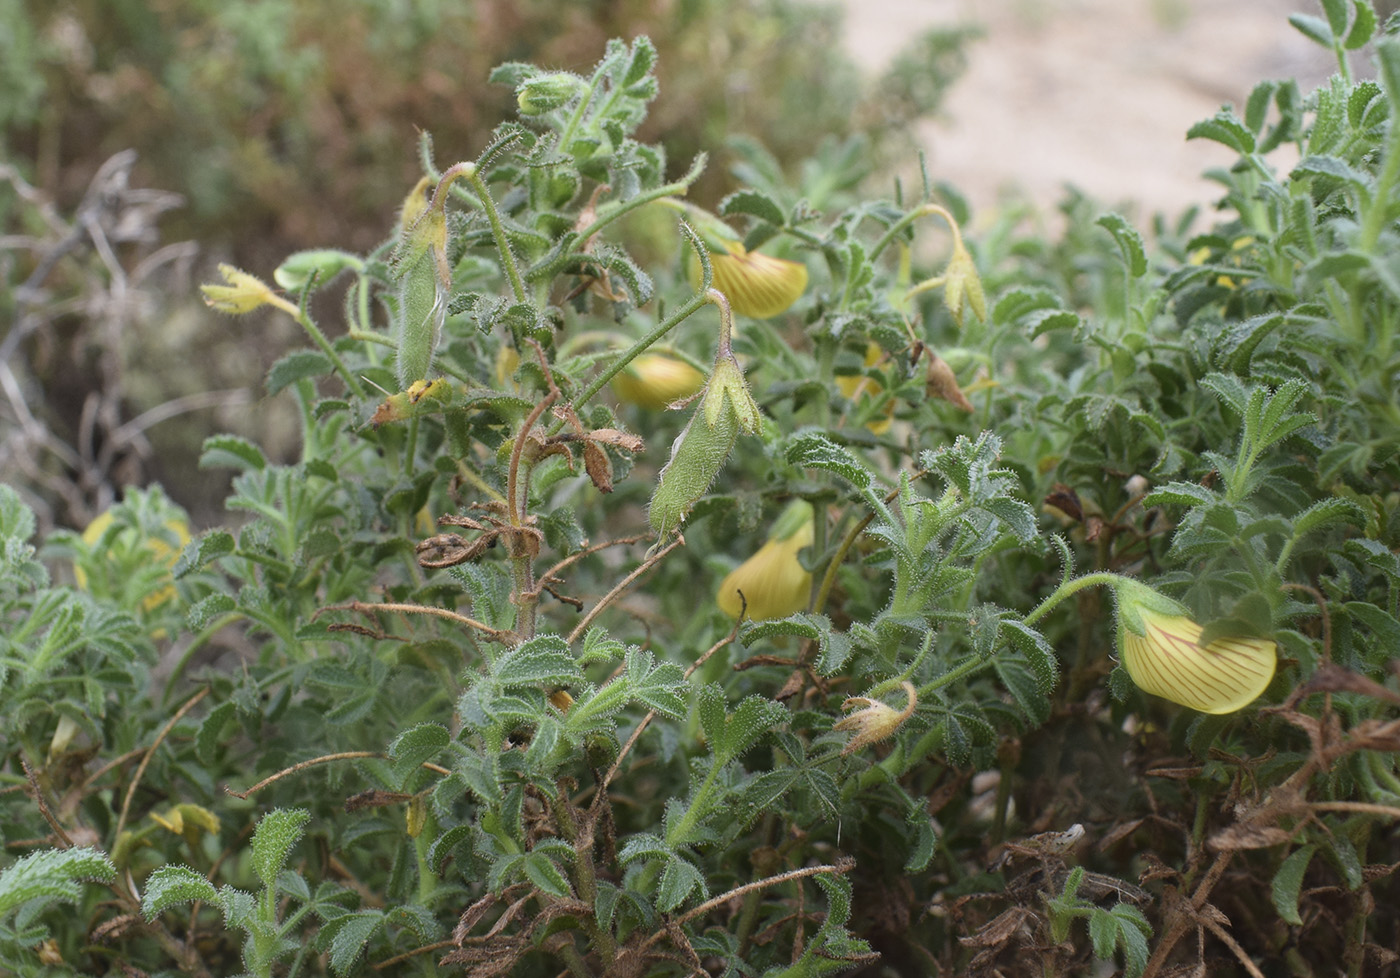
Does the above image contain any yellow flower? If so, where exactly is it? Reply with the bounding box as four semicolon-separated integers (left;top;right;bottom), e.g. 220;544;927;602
717;501;814;620
611;353;706;409
1114;580;1275;714
835;342;895;434
707;241;809;318
150;803;222;849
834;681;917;755
200;263;299;317
75;507;191;612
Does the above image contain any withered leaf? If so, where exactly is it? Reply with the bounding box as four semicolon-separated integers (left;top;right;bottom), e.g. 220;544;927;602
959;906;1033;948
582;440;614;493
585;427;644;452
1208;823;1292;851
925;351;974;412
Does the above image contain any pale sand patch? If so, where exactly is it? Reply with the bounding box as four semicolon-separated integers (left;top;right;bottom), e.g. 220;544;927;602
832;0;1342;218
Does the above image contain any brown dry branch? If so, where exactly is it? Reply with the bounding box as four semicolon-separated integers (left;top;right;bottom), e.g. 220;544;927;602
566;535;684;645
22;758;74;849
317;598;513;644
114;686;209;837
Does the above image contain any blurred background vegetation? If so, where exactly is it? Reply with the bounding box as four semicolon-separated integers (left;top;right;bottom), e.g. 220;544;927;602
0;0;976;529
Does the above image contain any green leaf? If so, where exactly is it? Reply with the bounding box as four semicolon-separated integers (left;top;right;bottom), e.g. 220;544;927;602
720;190;786;227
0;484;37;543
1111;904;1152;978
657;855;704;912
621;34;656;86
1271;844;1317;926
266;350;333;395
522;851;573;898
0;848;116;917
1142;481;1218;508
1187;110;1256;155
1345;1;1378;48
1291;155;1371;190
426;824;473;873
196;700;237;765
494;634;582;688
322;910;384;976
187;592;237;632
1244;80;1277;134
199;434;267;472
388;723;451;785
623;650;687;719
1289;13;1335;47
1378;36;1400;108
1343;601;1400;656
1214;313;1283;373
1291;497;1365;541
1322;0;1350;34
140;865;218;920
173;530;236;578
250;809;310;891
386;903;441;940
1095;213;1148;278
785;433;872;490
617;832;670;865
716;695;787;763
1027;309;1081;336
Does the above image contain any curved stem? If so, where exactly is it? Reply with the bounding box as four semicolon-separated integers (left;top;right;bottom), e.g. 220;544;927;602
1022;571;1124;627
465;169;527;304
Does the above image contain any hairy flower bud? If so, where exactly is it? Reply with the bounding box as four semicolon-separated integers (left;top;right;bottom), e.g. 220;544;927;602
517;72;584;115
717;500;815;620
201;264;298;317
834;681;917;754
1112;578;1276;714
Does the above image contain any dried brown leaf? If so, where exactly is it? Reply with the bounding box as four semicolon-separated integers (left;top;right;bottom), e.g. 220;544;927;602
925;351;974;412
582;440;614;493
1207;823;1291;851
959;907;1032;948
585;427;645;452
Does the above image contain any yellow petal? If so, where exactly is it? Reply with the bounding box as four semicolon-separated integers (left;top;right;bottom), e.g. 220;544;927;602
717;518;815;620
1120;610;1275;714
611;354;705;409
709;247;808;319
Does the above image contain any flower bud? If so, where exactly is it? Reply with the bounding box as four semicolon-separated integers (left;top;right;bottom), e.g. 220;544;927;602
1112;578;1275;714
717;500;814;620
201;264;297;316
834;681;917;754
517;72;584;115
941;237;986;329
611;353;705;409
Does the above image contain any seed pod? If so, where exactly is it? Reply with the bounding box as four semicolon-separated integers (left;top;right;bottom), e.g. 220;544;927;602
648;341;759;536
395;242;446;390
648;394;739;538
391;165;474;390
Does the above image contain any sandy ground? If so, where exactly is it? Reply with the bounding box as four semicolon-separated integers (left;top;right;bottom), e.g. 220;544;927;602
833;0;1343;218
